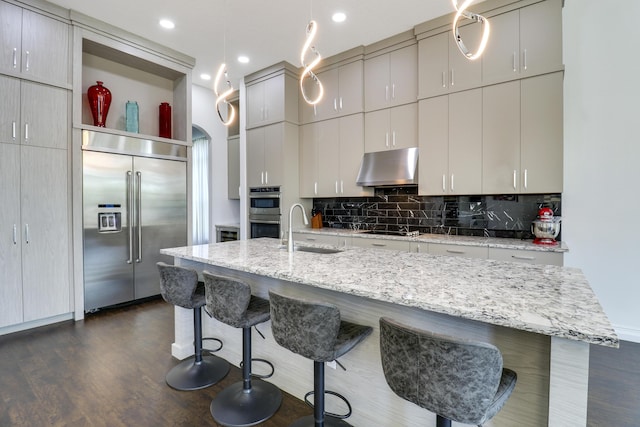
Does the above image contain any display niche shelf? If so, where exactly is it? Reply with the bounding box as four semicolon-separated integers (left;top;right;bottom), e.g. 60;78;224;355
74;28;193;144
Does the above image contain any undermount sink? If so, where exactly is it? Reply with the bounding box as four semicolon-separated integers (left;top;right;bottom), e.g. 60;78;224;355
279;245;342;254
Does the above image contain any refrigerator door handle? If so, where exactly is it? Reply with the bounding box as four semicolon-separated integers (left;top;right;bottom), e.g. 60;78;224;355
126;171;133;264
136;171;142;263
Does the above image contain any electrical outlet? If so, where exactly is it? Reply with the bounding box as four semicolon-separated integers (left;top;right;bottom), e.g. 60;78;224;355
326;360;337;369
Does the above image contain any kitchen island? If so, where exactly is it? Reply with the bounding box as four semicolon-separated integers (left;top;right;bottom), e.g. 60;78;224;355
161;238;617;427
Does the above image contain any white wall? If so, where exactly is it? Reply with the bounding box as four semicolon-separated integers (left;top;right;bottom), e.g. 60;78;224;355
192;84;240;242
563;1;640;342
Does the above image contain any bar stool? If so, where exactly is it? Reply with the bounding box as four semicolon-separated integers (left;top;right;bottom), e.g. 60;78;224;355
156;262;229;390
379;317;518;427
269;290;373;427
202;271;282;427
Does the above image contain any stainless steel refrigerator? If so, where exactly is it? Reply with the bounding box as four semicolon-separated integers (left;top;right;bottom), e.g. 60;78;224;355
82;130;187;311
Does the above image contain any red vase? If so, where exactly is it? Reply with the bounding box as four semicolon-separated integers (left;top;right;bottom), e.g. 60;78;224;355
87;81;112;127
159;102;172;138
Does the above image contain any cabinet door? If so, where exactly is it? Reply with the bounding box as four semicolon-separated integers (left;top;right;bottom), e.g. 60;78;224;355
246;127;265;187
21;145;69;322
263;123;283;186
488;247;563;266
418;32;449;99
418;96;449;195
337;60;363;116
227;136;240;199
0;143;23;327
21;9;69;85
482;81;521;194
521;72;563;193
364;108;391;153
448;22;482;92
299;123;319;197
351;236;411;251
481;9;519;85
316;120;341;196
429;243;488;259
389;45;417;107
21;81;68;149
263;75;285;124
0;75;20;144
449;89;482;195
519;0;563;78
313;67;339;121
339;114;369;197
364;53;389;112
0;1;22;76
389;103;417;150
246;82;265;128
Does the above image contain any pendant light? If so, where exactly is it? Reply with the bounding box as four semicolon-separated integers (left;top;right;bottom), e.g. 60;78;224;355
299;1;323;105
214;0;236;126
451;0;490;60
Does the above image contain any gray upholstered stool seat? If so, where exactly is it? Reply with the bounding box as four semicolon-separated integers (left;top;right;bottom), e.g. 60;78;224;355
269;290;373;427
156;262;229;391
203;271;282;427
379;317;518;427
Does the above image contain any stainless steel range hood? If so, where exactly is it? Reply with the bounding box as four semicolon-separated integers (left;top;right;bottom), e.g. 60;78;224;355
356;147;418;186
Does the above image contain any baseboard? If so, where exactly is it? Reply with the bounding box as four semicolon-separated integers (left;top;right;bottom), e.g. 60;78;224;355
0;313;74;337
171;341;193;360
615;325;640;343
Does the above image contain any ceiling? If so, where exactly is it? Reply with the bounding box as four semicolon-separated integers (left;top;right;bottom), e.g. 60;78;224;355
45;0;482;89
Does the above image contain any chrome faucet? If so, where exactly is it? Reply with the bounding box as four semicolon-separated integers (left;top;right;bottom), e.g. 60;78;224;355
288;203;309;253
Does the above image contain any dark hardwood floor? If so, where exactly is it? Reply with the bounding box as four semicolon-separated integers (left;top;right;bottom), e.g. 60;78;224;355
0;298;638;426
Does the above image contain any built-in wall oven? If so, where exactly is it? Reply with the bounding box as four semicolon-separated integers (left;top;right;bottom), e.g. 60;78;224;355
249;187;281;239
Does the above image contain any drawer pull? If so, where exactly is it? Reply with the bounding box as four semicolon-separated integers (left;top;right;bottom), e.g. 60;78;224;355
372;243;386;247
512;255;536;261
446;249;465;254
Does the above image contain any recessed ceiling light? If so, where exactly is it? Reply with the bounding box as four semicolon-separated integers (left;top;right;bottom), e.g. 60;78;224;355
159;19;175;29
237;56;250;64
200;73;211;81
332;12;346;23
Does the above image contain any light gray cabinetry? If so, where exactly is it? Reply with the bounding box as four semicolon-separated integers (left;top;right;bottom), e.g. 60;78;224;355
247;123;283;188
0;142;70;327
293;232;351;248
0;75;20;143
246;68;298;129
227;136;240;199
428;243;488;259
482;0;563;85
364;103;417;153
0;0;69;86
364;43;417;112
351;236;412;251
419;89;482;195
489;247;563;266
299;121;319;198
418;24;482;99
483;72;563;194
300;59;363;123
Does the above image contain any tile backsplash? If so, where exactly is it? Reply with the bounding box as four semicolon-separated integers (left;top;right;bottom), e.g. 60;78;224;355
312;187;561;240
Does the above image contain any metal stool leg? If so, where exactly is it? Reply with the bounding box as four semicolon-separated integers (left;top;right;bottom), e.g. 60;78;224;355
436;415;452;427
165;307;229;391
210;327;282;426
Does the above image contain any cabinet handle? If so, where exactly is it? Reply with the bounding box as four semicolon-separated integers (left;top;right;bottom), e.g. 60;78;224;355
314;182;317;195
385;85;389;101
126;171;133;264
25;50;30;71
335;180;339;194
136;172;142;263
13;48;17;68
12;121;16;140
24;224;29;244
13;224;17;245
524;169;528;190
340;180;344;194
523;49;528;71
313;104;317;117
512;255;536;261
446;249;465;254
339;97;343;110
392;131;396;147
306;237;317;241
333;98;338;111
24;123;29;142
442;174;446;192
416;244;421;253
450;69;455;86
451;174;455;191
265;171;268;184
441;71;446;88
372;243;386;247
385;132;389;148
391;84;396;99
512;52;517;72
513;170;517;190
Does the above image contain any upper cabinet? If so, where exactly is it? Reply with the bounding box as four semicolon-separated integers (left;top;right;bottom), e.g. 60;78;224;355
0;1;70;87
364;103;417;153
299;49;364;124
418;24;482;99
482;0;563;85
246;62;298;129
364;32;417;112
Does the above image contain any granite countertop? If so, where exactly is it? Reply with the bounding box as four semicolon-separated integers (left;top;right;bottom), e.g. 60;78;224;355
294;228;569;253
161;238;616;347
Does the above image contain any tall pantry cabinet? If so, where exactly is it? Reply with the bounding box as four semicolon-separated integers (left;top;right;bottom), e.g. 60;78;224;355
0;0;71;329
